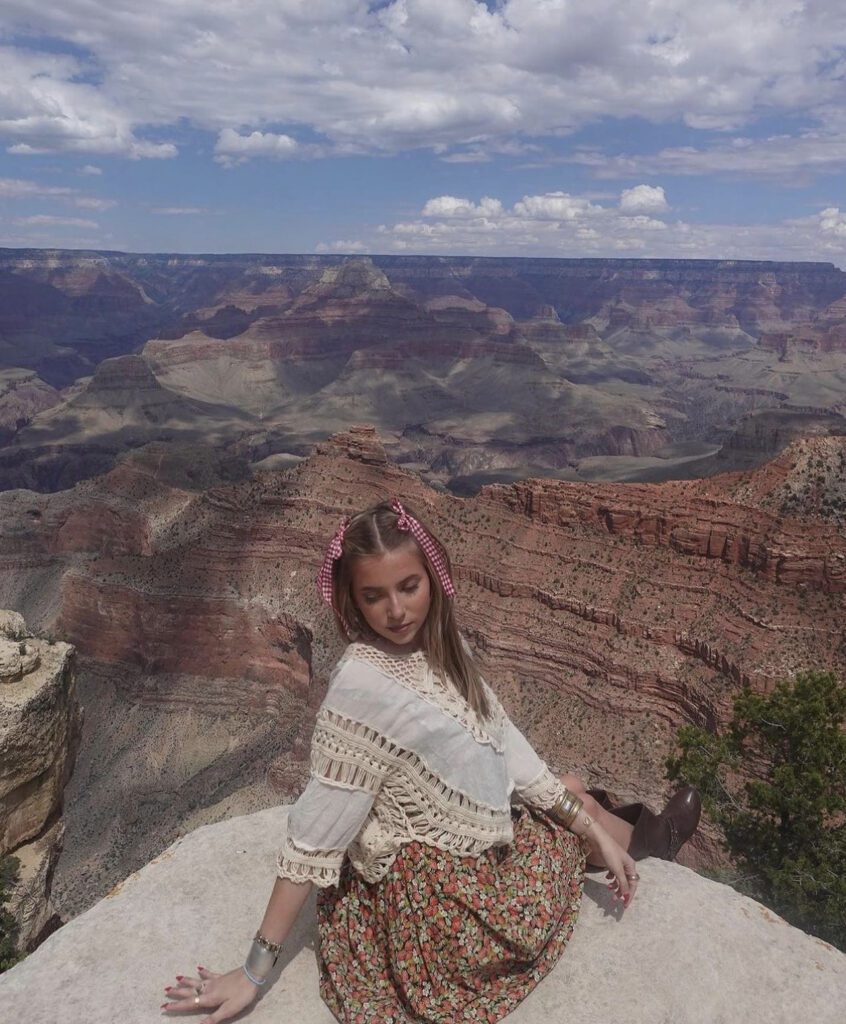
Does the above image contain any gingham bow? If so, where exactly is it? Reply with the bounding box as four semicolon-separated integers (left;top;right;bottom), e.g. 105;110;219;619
316;515;351;607
391;498;456;598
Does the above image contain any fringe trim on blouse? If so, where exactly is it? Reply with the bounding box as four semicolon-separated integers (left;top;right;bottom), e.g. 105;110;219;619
278;705;516;887
515;763;570;811
276;832;350;889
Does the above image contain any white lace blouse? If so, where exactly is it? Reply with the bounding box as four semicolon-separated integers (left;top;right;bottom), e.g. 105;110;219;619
275;636;571;888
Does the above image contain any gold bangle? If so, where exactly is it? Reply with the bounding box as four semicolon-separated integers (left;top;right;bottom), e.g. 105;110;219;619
253;929;283;957
551;794;583;828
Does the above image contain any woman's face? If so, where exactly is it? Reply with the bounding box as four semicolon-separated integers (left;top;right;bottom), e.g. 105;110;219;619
350;544;432;652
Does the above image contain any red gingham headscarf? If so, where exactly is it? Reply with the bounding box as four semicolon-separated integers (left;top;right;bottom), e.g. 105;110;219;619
390;498;456;598
315;498;456;612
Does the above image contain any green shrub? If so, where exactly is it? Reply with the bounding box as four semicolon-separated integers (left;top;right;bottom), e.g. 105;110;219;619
666;670;846;951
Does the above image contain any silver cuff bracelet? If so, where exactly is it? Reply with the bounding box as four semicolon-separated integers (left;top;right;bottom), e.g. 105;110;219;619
245;939;277;982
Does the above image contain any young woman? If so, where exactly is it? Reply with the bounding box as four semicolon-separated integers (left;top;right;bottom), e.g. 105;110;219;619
162;498;701;1024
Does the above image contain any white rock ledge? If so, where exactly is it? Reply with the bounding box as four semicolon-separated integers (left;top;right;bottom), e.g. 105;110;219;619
2;806;844;1024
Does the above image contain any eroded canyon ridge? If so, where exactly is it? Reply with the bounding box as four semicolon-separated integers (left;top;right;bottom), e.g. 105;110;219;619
1;250;845;930
2;250;846;493
1;421;844;920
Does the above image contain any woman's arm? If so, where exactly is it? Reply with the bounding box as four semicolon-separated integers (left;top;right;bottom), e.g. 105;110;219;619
162;877;314;1022
256;875;314;945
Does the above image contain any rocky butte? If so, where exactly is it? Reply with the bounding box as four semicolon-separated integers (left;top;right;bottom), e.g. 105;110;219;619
0;609;82;951
1;251;845;492
0;424;843;921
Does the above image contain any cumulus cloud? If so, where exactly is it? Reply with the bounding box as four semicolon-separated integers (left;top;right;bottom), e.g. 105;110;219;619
0;1;845;170
817;207;846;238
422;196;504;218
619;184;669;215
79;164;103;175
0;46;176;159
513;192;602;220
214;129;300;167
356;187;846;263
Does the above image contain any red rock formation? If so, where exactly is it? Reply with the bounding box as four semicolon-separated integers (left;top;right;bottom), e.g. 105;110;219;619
56;575;311;703
1;426;844;873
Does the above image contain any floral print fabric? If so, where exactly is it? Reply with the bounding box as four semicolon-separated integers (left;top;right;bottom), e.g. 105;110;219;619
315;803;587;1024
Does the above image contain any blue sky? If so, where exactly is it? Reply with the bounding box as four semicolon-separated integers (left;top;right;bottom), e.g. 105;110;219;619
1;1;846;262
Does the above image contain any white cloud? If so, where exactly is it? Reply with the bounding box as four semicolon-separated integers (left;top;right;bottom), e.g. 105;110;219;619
214;129;299;167
0;45;176;159
817;207;846;239
152;206;207;215
0;1;845;169
0;177;74;199
315;239;368;252
513;192;602;220
0;176;115;212
359;187;846;264
572;131;846;182
73;196;117;210
619;184;669;215
422;195;503;218
79;164;103;175
15;214;99;228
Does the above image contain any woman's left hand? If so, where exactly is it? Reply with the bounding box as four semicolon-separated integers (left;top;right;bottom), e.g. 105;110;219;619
604;844;640;908
585;823;639;908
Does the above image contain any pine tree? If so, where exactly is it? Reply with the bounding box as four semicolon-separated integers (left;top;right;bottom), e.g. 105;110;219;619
666;670;846;951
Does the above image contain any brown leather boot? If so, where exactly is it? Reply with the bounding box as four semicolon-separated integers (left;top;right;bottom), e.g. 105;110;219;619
608;786;702;861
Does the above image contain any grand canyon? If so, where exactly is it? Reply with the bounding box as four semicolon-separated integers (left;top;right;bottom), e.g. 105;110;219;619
0;250;844;948
3;251;846;494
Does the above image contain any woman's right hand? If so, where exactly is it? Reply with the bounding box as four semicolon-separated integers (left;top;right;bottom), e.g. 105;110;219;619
582;822;639;908
162;964;261;1024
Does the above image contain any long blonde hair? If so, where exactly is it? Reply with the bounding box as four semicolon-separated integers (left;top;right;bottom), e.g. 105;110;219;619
327;499;491;720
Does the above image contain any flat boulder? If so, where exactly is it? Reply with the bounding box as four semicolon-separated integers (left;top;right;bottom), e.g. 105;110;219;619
1;805;843;1023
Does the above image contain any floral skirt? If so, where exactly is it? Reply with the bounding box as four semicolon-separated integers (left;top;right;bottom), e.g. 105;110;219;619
315;804;587;1024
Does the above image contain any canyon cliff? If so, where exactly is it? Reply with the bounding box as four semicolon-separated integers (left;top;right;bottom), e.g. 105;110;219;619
0;609;82;952
0;425;843;918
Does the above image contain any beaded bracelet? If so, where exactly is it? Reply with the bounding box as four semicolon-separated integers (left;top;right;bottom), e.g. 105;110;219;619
242;963;267;986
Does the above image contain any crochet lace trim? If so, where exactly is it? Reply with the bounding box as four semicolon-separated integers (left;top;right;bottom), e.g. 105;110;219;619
343;642;507;752
313;707;509;825
516;764;569;811
276;832;347;890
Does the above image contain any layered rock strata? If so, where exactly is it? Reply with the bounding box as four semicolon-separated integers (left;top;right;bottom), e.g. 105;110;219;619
3;252;846;492
0;609;81;952
0;426;843;905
